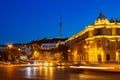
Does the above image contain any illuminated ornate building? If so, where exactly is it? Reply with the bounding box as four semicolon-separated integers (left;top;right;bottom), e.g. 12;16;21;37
66;12;120;63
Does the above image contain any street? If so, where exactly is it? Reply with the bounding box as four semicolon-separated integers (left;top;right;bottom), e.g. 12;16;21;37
0;65;120;80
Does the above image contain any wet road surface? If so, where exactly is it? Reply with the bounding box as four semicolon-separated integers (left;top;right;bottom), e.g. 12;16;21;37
0;65;120;80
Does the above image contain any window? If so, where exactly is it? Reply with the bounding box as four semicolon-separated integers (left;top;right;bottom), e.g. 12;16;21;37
116;28;120;35
94;29;102;35
104;39;110;49
103;28;112;35
117;41;120;49
97;40;102;48
94;28;112;35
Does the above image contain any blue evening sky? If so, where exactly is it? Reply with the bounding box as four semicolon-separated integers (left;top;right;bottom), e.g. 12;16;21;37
0;0;120;44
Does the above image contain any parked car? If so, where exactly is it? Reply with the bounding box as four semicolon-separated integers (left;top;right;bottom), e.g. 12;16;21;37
3;61;11;65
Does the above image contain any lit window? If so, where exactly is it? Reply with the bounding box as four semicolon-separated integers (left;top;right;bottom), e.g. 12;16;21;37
97;40;101;48
116;28;120;35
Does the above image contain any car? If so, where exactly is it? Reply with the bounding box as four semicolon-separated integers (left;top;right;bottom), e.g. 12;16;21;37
27;60;38;65
39;60;53;66
3;61;11;65
57;62;64;66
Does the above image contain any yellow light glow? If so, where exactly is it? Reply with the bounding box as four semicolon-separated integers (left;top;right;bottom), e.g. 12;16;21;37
110;39;116;42
84;45;87;49
45;63;48;66
8;44;13;49
68;49;71;52
18;48;21;51
50;63;53;66
86;35;120;41
116;52;119;61
101;52;104;55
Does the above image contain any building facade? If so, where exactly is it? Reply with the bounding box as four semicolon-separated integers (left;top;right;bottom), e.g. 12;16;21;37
66;12;120;63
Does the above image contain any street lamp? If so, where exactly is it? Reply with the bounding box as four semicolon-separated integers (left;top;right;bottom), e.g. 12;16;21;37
68;49;72;61
8;44;13;49
68;49;71;53
17;48;21;51
7;44;13;61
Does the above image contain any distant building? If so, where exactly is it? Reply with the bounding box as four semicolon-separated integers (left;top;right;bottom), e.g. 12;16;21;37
41;43;56;50
0;45;7;52
30;38;67;50
28;38;67;60
66;12;120;63
0;44;23;52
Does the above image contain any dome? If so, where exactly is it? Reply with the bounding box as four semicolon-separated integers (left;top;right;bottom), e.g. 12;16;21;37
95;12;110;24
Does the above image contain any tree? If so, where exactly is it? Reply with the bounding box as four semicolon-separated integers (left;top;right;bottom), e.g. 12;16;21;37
31;51;40;60
8;54;12;61
51;44;69;61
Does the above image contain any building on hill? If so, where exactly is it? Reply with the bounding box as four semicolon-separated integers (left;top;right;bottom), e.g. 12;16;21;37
66;12;120;63
27;38;68;60
29;38;68;50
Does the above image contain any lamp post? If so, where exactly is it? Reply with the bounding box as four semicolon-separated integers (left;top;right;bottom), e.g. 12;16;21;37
7;44;13;61
68;49;72;61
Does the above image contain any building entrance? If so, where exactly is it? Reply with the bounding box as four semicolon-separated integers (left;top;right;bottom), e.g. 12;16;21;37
98;55;101;62
106;54;110;61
